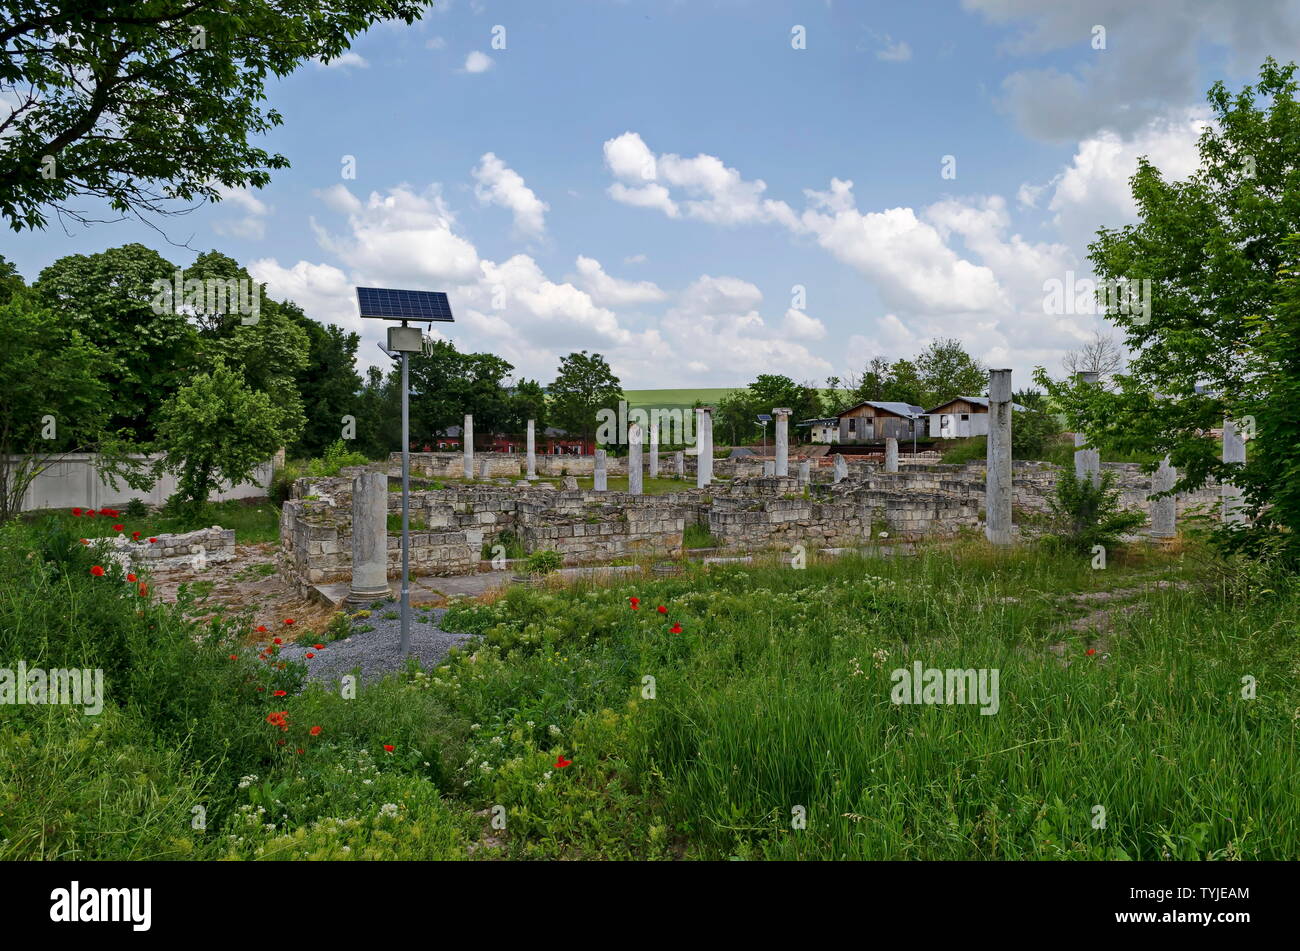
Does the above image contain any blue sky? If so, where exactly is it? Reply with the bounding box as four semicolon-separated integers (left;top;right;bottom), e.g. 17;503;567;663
7;0;1299;390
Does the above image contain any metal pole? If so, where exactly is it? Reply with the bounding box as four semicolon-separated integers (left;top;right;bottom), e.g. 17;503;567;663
400;348;411;655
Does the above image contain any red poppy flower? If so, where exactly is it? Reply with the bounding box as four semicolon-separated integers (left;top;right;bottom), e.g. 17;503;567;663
305;652;315;659
554;754;572;769
148;537;158;544
257;625;267;633
273;637;282;645
71;507;82;516
112;524;123;532
277;739;286;746
314;644;324;650
670;623;682;634
126;573;137;582
80;539;89;545
310;726;322;736
89;565;105;577
229;654;238;660
283;618;295;626
131;531;140;540
1086;648;1096;656
629;597;640;610
296;748;304;755
657;605;667;614
256;686;265;692
99;509;112;516
138;583;148;596
383;744;395;753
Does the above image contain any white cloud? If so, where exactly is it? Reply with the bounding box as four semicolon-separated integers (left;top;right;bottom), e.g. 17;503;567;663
782;308;827;341
463;50;493;73
316;51;368;69
624;253;647;265
472;152;549;237
212;185;270;240
426;36;447;50
876;36;912;62
602;131;796;227
962;0;1300;142
573;256;666;306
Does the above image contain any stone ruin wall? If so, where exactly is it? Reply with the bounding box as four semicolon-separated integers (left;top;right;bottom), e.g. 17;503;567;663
277;457;1213;595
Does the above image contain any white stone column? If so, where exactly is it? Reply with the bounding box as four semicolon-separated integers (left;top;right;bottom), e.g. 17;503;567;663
697;408;714;487
884;437;899;473
526;419;536;479
763;461;775;476
1073;372;1101;487
799;458;811;486
985;368;1013;545
832;453;847;484
463;414;474;480
479;456;491;480
628;423;643;495
774;408;792;477
675;450;685;478
347;470;390;603
648;417;659;479
1149;456;1177;538
1222;417;1247;525
594;449;608;491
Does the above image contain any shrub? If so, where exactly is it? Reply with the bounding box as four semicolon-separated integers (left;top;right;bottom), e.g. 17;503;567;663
125;497;149;519
524;550;563;575
1042;468;1146;554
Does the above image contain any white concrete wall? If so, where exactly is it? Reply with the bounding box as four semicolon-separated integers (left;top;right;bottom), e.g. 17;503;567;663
8;453;274;512
929;413;989;439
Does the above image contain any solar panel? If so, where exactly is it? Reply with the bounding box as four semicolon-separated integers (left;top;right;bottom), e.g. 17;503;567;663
356;287;454;322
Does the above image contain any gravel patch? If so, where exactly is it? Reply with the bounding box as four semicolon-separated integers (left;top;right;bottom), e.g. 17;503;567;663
278;601;475;687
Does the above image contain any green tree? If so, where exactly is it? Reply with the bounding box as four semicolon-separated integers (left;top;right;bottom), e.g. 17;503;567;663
0;0;426;231
0;253;23;305
879;358;926;407
1038;59;1300;559
35;243;197;441
549;351;623;447
915;338;986;408
286;308;362;458
354;365;401;458
0;290;110;519
717;374;823;446
152;360;288;516
506;379;549;433
1045;468;1147;555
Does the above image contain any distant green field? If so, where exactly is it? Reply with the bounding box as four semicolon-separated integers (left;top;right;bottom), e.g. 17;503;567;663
622;388;739;410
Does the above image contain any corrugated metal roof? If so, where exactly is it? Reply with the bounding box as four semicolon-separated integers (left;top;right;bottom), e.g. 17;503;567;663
835;401;926;418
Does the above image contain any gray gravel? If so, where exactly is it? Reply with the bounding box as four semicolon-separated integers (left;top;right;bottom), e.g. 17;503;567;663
277;602;475;687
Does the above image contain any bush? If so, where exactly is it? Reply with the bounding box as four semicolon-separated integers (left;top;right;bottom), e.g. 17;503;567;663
1042;468;1147;554
524;550;562;575
125;497;149;519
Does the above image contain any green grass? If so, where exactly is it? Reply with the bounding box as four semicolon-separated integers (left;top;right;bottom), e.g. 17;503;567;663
941;435;1161;467
26;498;280;545
683;522;720;548
3;512;1296;860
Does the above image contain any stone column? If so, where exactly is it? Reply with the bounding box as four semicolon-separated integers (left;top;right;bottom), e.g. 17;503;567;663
985;368;1013;546
463;414;474;480
696;408;714;488
1149;456;1177;538
479;456;491;480
628;423;643;495
1073;372;1101;487
884;437;899;473
526;419;536;479
763;461;775;476
832;453;848;484
799;459;811;486
648;417;659;479
594;449;608;491
773;408;792;477
675;450;685;478
347;470;390;603
1222;417;1247;525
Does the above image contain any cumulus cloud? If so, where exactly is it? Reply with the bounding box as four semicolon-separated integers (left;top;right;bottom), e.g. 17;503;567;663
573;255;666;306
961;0;1300;142
472;152;549;237
876;36;912;62
315;51;368;69
463;50;493;73
212;185;270;240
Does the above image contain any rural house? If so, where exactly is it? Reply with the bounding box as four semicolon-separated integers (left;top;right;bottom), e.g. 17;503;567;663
834;401;927;443
798;417;841;444
925;396;1028;438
